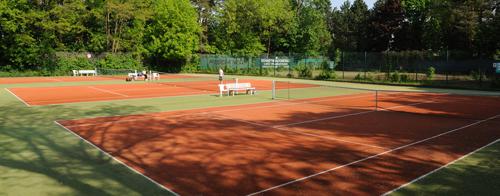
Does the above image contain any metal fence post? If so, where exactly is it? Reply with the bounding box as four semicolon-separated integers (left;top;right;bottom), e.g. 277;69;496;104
364;51;367;79
272;80;276;99
342;51;345;79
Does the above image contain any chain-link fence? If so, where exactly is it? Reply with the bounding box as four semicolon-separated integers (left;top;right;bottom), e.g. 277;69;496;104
199;53;335;78
198;51;500;90
337;51;499;89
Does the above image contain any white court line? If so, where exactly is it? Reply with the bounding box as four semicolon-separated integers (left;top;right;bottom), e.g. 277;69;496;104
64;93;375;128
275;100;435;128
45;78;64;82
382;138;500;196
4;88;31;107
53;121;180;196
214;100;437;150
88;86;129;97
30;90;209;104
246;114;500;196
213;114;387;150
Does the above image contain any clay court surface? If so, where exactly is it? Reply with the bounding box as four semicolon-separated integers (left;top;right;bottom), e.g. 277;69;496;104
8;79;314;106
0;74;197;84
0;76;120;84
56;92;500;195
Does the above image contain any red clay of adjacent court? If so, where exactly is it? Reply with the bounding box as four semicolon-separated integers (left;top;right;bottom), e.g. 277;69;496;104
0;74;197;84
8;79;315;106
0;76;119;84
57;93;500;195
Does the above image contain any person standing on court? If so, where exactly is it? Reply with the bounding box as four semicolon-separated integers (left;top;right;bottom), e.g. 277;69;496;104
218;68;224;84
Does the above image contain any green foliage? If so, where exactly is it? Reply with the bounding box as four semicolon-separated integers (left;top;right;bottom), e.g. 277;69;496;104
331;0;368;51
400;73;410;83
315;60;336;80
0;0;499;76
315;70;336;80
470;70;486;82
145;0;200;67
390;71;401;83
96;53;143;70
354;73;362;80
295;63;313;78
367;0;404;51
215;0;294;56
291;0;332;55
426;66;436;80
56;56;94;74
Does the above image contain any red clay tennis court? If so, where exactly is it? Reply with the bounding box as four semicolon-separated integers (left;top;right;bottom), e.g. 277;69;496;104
0;76;119;84
8;79;316;106
0;74;198;84
55;91;500;195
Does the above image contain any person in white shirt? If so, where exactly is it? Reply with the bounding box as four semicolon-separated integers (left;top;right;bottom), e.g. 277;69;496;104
218;68;224;84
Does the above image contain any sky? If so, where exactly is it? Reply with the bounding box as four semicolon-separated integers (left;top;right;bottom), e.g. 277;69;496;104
330;0;376;9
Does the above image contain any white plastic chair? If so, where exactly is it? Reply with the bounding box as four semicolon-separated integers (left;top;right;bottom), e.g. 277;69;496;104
218;84;228;97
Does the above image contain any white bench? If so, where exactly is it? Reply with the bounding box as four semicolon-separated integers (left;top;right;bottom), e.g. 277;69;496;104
73;69;97;76
225;83;256;96
128;72;137;79
150;72;160;80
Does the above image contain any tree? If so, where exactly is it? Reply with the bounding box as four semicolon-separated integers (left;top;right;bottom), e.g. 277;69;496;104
144;0;201;68
331;1;352;51
367;0;404;51
190;0;222;53
214;0;294;56
0;0;55;69
475;0;500;57
104;0;152;53
291;0;332;55
395;0;431;50
350;0;369;51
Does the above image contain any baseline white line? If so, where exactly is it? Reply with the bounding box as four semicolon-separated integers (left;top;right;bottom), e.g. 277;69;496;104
63;93;375;128
30;90;209;104
382;138;500;196
213;114;387;150
4;88;31;107
88;86;129;97
53;121;180;196
246;114;500;196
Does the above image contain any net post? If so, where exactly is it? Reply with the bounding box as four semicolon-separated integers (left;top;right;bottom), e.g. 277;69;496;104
272;80;276;100
375;90;378;111
287;81;290;100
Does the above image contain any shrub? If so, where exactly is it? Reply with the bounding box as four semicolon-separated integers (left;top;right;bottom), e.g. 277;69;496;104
315;70;336;80
390;71;401;82
354;73;362;80
426;66;436;80
470;70;487;81
295;63;312;78
180;63;198;73
96;53;143;70
400;73;410;83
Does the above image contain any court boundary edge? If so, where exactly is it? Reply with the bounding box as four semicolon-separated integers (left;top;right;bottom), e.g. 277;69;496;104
4;88;31;107
382;138;500;196
247;114;500;196
53;121;180;196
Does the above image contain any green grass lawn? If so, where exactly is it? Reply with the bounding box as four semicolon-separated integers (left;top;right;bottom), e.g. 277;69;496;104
389;140;500;196
0;75;499;195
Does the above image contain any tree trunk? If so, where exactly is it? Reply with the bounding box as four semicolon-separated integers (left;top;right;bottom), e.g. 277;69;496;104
113;20;119;52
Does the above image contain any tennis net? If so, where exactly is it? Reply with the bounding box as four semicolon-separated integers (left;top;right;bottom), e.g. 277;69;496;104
96;68;137;79
149;78;238;92
271;81;500;121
